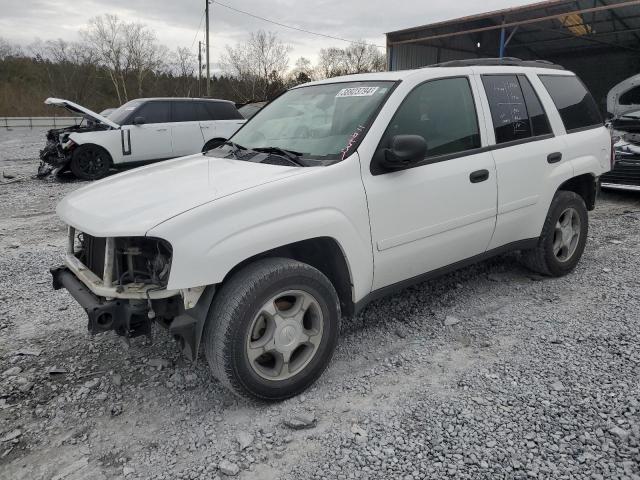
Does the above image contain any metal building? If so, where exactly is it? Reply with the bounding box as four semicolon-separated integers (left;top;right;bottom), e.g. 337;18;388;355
386;0;640;111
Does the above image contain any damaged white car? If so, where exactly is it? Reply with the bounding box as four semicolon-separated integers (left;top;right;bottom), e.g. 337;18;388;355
51;60;611;400
39;97;245;180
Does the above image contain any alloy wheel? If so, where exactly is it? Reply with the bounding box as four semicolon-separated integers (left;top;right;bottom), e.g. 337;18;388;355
246;290;324;381
552;207;581;262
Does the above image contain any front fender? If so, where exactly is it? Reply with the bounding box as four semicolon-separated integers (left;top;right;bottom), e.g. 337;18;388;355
148;156;374;302
69;130;123;164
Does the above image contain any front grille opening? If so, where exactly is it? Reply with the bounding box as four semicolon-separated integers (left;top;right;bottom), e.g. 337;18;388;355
76;233;106;280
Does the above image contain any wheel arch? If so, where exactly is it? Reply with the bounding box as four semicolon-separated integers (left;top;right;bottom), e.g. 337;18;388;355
222;237;355;316
68;131;119;165
71;142;115;166
557;173;597;211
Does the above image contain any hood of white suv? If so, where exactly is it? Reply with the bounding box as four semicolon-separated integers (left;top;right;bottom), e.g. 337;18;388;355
45;98;121;129
56;154;306;237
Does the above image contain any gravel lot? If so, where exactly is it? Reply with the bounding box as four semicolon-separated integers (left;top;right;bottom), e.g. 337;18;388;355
1;128;639;480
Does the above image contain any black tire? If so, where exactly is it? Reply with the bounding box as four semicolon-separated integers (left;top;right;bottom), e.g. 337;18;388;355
202;258;341;401
202;138;225;152
521;190;588;277
69;144;111;180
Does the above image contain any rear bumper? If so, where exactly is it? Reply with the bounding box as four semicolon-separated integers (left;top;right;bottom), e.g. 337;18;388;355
51;266;152;337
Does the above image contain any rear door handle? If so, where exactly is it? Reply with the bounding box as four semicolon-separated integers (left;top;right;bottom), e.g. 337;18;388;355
469;169;489;183
547;152;562;163
156;128;168;132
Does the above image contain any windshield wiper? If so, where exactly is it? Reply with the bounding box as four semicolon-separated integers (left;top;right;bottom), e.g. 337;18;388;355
252;147;306;166
222;141;246;159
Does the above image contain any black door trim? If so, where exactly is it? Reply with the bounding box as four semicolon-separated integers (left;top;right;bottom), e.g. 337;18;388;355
354;237;539;314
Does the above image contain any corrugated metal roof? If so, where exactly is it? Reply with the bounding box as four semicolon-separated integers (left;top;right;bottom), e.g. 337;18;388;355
387;0;640;56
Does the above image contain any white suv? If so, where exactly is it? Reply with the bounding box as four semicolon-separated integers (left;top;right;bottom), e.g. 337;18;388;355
51;59;612;400
39;97;245;179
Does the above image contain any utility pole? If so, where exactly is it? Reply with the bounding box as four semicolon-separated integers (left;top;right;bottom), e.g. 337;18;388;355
198;41;202;97
205;0;211;97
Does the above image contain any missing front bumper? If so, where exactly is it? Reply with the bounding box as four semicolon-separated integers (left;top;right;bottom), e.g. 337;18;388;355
51;266;152;338
50;266;216;361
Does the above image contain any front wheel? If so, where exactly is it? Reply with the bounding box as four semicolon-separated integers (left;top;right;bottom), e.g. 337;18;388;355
521;190;588;277
202;258;340;400
69;145;111;180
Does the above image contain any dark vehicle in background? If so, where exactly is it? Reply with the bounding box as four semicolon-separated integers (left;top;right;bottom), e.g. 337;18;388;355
602;74;640;191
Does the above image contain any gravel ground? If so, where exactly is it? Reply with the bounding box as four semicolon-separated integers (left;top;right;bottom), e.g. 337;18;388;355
1;128;639;480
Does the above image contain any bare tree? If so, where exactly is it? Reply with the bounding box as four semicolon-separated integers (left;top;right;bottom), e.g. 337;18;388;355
82;15;130;103
0;37;22;60
317;47;345;78
343;44;385;74
167;47;196;96
125;22;166;97
290;56;314;85
317;43;385;78
222;30;291;101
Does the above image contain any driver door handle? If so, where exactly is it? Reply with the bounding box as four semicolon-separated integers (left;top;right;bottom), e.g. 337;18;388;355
547;152;562;163
469;169;489;183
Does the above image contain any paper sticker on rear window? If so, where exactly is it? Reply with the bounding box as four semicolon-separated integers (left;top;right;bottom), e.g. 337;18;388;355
336;87;379;98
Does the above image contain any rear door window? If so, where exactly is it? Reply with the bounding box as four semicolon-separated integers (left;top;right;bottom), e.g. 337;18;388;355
193;102;212;121
204;102;244;120
482;75;552;143
539;75;602;132
133;101;171;124
171;101;199;122
518;76;552;137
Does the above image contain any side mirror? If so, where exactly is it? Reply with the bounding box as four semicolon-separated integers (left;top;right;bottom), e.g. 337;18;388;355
382;135;427;170
133;116;146;125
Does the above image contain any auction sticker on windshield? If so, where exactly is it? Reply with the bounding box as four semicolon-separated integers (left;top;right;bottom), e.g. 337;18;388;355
336;87;379;98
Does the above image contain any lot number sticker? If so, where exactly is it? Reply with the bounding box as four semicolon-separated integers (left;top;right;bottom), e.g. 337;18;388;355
336;86;379;98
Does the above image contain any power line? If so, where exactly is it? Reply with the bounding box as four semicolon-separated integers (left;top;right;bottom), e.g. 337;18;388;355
211;0;385;49
190;10;206;49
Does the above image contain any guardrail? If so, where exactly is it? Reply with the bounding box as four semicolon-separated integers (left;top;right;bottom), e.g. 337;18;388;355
1;116;83;129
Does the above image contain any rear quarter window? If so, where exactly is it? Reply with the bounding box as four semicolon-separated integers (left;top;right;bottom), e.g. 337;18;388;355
539;75;602;132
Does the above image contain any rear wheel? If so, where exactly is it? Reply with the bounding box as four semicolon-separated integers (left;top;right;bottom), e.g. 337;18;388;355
202;258;340;400
521;190;588;277
69;145;111;180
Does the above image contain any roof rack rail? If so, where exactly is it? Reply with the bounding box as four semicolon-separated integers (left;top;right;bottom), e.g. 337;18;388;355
430;57;565;70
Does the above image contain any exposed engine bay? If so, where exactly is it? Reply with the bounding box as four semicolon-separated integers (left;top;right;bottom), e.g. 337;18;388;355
37;118;109;177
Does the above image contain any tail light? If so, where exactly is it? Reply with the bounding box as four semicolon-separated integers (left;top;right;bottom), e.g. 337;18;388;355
610;136;616;169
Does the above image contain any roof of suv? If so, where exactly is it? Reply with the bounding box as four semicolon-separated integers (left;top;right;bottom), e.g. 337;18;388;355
136;97;235;104
303;58;572;88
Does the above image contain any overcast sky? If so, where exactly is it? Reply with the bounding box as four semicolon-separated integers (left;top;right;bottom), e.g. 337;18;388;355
2;0;539;67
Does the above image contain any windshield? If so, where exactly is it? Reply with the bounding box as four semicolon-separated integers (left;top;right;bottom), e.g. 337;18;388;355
229;81;395;160
108;100;142;125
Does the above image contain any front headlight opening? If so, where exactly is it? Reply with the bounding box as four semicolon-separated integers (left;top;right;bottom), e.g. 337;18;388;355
114;237;172;287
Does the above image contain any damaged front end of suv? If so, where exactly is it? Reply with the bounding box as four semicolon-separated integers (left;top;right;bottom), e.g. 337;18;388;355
38;123;108;176
38;98;119;177
51;227;212;360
